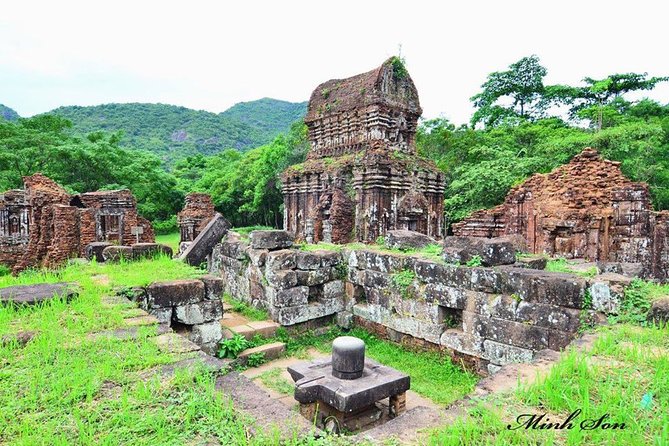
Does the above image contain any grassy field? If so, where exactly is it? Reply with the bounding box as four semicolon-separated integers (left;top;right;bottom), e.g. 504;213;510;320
155;231;181;254
0;258;328;445
427;322;669;445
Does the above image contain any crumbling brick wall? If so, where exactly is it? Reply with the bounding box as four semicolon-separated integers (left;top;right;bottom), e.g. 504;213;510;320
453;148;669;280
177;193;216;244
0;189;30;268
1;174;155;273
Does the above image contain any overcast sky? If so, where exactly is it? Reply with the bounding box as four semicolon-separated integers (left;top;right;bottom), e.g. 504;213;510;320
2;0;668;126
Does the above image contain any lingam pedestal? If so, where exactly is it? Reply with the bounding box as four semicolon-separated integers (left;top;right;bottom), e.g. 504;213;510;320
287;336;410;433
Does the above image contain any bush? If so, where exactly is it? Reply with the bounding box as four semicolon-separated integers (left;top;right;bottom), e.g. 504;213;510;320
153;216;178;235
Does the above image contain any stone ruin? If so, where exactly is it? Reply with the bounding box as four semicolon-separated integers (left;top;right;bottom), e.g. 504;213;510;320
211;229;590;376
0;173;154;273
281;58;445;244
177;193;216;254
453;148;669;281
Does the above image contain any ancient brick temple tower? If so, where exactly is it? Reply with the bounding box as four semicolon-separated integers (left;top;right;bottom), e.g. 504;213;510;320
453;148;669;280
282;58;445;243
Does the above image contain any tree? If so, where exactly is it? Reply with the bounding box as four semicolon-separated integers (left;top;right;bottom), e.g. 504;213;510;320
548;73;668;129
471;55;548;127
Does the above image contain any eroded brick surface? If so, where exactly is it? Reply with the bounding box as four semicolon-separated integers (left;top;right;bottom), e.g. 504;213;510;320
453;148;669;281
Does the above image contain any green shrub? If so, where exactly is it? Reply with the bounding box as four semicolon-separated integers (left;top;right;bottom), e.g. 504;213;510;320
218;334;251;359
246;352;266;367
152;215;178;235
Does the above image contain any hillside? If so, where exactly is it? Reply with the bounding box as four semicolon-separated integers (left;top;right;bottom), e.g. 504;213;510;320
0;104;20;121
48;98;307;164
222;98;307;135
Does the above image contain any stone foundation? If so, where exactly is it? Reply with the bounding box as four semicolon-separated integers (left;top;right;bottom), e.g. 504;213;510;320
128;276;225;354
210;230;591;374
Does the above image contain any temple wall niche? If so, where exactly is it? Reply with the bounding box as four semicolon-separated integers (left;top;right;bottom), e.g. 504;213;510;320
453;148;669;281
282;58;445;243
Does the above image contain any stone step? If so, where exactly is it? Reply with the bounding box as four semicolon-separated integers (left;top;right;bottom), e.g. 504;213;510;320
221;312;249;328
238;342;286;362
225;324;256;340
246;320;280;338
223;320;281;341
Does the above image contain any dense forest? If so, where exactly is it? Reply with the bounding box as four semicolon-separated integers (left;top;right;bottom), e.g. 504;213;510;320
47;98;306;165
1;56;667;234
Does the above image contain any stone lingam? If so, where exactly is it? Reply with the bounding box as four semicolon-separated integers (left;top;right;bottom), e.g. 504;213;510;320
287;336;410;433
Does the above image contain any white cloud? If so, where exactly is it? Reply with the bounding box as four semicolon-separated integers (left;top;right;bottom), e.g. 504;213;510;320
1;0;668;124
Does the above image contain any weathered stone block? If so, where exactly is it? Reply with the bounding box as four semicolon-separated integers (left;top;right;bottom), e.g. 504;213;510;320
86;242;112;262
189;321;223;345
266;249;296;270
295;251;322;270
296;268;332;286
274;286;309;307
442;236;515;266
483;339;534;365
514;255;548;270
249;230;293;250
248;248;268;267
647;297;669;327
266;270;297;289
246;320;280;338
589;281;620;314
147;279;205;308
423;283;467;309
359;250;409;274
219;239;249;261
273;300;343;325
498;267;586;308
413;260;457;285
385;230;437;250
319;251;342;267
180;213;231;266
238;342;286;361
200;275;224;300
323;280;345;301
362;270;391;288
102;245;133;262
335;311;354;329
148;307;173;324
174;300;223;325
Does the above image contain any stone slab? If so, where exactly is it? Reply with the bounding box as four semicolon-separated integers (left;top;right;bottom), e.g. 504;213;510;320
0;282;79;306
153;332;201;354
238;342;286;361
179;213;231;266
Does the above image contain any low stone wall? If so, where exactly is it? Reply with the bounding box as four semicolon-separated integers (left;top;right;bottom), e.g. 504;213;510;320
211;231;590;375
210;231;344;326
129;276;224;354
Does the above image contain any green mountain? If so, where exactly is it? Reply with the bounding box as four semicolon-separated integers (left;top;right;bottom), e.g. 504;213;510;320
48;98;307;164
0;104;20;121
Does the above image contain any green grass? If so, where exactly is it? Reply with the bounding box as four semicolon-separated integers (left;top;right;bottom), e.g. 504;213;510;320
0;258;338;445
254;367;294;395
155;231;181;253
427;323;669;445
223;293;269;321
545;258;598;278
